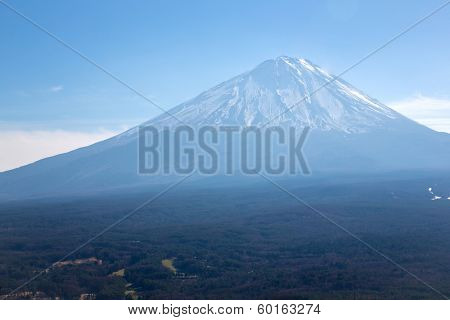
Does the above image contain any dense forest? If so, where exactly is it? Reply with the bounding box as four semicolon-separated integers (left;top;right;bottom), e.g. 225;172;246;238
0;173;449;299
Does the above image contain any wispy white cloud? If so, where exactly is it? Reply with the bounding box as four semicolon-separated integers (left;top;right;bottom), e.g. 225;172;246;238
388;94;450;133
0;129;121;172
49;85;63;92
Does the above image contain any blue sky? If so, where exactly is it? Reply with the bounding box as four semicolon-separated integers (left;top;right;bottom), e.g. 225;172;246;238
1;0;450;170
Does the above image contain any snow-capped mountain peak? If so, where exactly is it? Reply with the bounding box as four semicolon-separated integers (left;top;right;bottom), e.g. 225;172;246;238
1;56;448;200
145;56;402;133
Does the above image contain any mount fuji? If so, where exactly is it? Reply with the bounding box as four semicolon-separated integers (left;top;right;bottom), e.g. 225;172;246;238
145;56;401;131
1;56;449;200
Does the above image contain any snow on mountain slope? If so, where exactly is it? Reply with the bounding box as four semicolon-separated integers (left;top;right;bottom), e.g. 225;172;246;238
137;56;403;133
